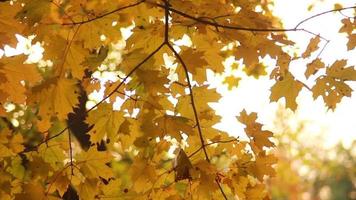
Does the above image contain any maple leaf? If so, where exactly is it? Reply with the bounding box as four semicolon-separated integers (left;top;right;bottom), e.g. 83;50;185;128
302;36;320;58
0;56;42;104
347;34;356;50
0;3;24;46
238;110;275;154
305;58;325;78
312;76;352;110
15;0;52;26
248;152;278;181
270;72;303;111
156;115;195;140
86;103;125;144
29;77;79;122
180;48;209;75
129;156;156;193
76;147;114;180
244;63;267;78
326;59;356;81
223;75;241;90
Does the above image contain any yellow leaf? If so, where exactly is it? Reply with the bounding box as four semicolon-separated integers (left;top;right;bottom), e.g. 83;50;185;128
75;15;122;49
248;152;277;181
0;55;42;104
312;76;352;110
223;75;241;90
177;86;220;119
305;58;325;78
0;3;24;46
334;3;343;10
238;110;274;154
244;63;267;78
180;48;209;76
129;157;156;193
347;34;356;50
76;147;114;180
15;0;51;26
327;59;356;81
29;77;79;121
302;36;320;58
86;103;125;144
339;18;355;34
270;72;303;111
75;178;98;200
156;115;195;140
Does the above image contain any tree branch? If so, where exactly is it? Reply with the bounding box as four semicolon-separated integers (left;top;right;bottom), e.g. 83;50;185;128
295;5;356;29
188;139;239;158
166;44;210;161
68;130;74;175
149;1;356;34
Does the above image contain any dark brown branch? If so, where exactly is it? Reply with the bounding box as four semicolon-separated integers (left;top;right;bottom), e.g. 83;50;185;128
164;0;169;43
166;43;210;162
61;0;145;26
162;1;227;198
295;5;356;29
163;1;209;159
216;181;228;200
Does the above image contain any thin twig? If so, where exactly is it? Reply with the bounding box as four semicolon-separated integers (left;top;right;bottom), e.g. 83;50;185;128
296;79;312;92
188;139;239;158
316;39;330;58
295;5;356;29
58;25;81;77
216;180;228;199
68;129;74;175
166;44;210;161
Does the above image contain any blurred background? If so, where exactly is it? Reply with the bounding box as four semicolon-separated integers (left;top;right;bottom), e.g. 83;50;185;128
212;0;356;199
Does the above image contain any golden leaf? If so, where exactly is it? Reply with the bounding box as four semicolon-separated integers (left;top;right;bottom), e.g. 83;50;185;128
270;72;303;111
305;58;325;78
302;36;320;58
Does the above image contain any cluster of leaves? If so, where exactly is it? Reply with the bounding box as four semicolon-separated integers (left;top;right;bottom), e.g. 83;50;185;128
0;0;355;199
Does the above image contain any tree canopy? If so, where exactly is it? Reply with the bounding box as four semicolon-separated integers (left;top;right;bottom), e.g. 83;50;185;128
0;0;355;199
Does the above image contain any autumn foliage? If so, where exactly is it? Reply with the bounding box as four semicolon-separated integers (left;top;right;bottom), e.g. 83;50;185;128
0;0;355;199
